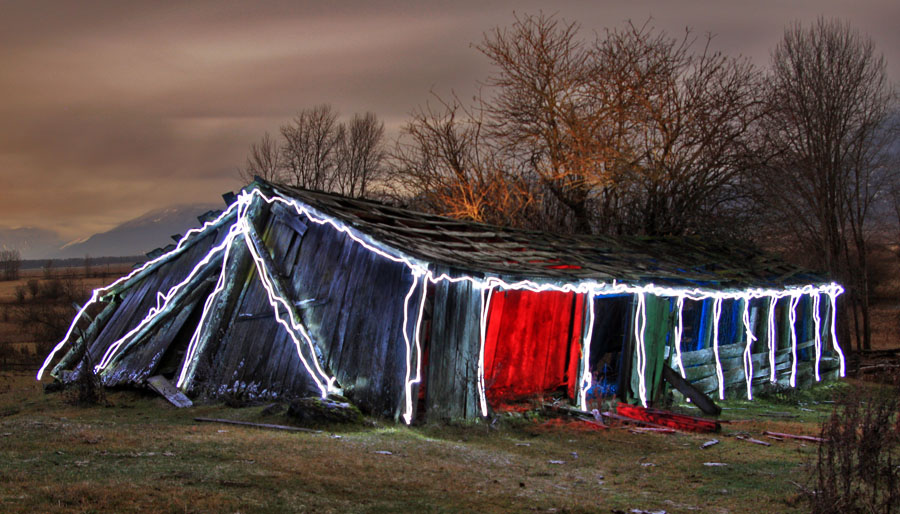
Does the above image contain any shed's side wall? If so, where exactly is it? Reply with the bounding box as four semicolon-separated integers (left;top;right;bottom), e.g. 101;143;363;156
426;275;482;421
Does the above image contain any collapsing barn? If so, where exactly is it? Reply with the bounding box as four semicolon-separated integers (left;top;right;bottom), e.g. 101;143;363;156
39;179;846;423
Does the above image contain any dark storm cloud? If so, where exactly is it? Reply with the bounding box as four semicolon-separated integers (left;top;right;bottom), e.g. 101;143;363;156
1;0;897;240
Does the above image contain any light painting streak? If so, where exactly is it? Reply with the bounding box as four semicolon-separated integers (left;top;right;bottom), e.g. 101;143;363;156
812;293;822;382
400;271;427;424
673;295;686;378
741;299;757;400
789;295;800;387
238;209;336;396
633;292;648;407
39;182;849;424
827;288;846;377
767;296;778;383
712;297;725;400
577;292;596;410
477;284;496;418
37;200;242;380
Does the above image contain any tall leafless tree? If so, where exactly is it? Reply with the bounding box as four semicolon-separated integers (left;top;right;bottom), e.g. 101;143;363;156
751;18;898;350
239;106;387;198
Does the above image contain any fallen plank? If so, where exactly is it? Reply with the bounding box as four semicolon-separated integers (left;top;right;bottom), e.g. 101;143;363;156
146;376;193;408
700;439;720;449
630;427;675;434
617;403;720;433
762;430;824;443
662;365;721;416
542;403;608;428
194;417;321;433
735;434;772;447
602;411;672;430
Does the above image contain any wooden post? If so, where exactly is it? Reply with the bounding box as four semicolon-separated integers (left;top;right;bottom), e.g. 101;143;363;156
242;211;330;367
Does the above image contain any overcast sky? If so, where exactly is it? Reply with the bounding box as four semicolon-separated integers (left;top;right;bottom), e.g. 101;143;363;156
1;0;898;241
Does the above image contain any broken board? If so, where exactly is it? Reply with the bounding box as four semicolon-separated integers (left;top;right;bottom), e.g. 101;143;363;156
147;375;193;408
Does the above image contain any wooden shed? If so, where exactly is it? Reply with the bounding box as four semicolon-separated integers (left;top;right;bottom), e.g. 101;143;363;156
39;179;846;423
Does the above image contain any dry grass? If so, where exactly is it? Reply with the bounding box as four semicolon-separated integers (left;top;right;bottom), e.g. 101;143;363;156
0;371;852;513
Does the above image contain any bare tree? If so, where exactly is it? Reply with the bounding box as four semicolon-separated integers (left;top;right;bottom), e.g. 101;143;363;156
333;112;386;198
389;98;537;227
238;131;282;184
239;106;386;198
0;249;21;281
394;13;760;236
751;18;898;350
280;104;340;191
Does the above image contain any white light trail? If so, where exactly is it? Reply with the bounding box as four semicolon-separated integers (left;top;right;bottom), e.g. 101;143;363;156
789;295;800;388
712;297;725;400
578;293;596;410
767;296;778;383
812;293;822;382
741;299;757;400
673;295;686;378
634;292;648;407
39;183;848;424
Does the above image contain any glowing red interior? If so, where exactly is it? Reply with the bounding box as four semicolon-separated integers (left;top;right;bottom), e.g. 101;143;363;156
483;290;584;408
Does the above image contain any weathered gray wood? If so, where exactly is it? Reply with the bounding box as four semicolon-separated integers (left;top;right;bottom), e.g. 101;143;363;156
180;230;257;392
662;365;721;415
98;272;218;380
51;298;120;378
426;271;483;421
99;208;237;300
244;213;329;370
147;375;193;408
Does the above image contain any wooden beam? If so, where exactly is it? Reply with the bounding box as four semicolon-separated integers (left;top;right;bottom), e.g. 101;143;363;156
194;417;321;433
661;365;721;416
51;297;120;378
98;267;220;378
100;208;238;300
243;214;328;370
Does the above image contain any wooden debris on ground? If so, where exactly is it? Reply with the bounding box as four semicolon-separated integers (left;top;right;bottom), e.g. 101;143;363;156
762;430;824;443
700;439;719;449
735;434;772;446
616;403;720;433
661;365;721;415
194;417;321;433
146;375;192;408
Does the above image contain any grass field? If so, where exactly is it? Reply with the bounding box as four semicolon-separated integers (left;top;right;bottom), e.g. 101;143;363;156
0;371;859;513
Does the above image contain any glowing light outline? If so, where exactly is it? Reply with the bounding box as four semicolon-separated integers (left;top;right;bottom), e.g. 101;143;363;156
578;292;596;410
827;289;846;377
633;292;648;407
38;182;848;423
477;283;496;417
812;293;822;382
400;271;428;424
673;295;686;378
767;296;778;383
788;294;800;387
741;298;757;400
37;200;242;380
712;297;725;400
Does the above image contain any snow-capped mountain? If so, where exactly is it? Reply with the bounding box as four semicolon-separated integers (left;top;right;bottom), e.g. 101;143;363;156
52;203;223;259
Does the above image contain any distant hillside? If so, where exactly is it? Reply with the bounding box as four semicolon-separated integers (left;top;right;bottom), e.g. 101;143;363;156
0;227;66;260
54;204;222;259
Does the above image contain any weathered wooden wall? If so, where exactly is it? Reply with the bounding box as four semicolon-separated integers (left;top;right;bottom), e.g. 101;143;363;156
76;222;229;386
201;201;421;417
426;272;482;421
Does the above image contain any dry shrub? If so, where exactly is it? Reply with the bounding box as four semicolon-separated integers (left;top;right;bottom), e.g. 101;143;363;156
809;383;900;513
64;342;106;407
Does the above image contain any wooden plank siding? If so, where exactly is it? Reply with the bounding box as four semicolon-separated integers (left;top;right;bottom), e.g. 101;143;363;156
72;222;228;384
426;271;483;421
197;201;421;417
